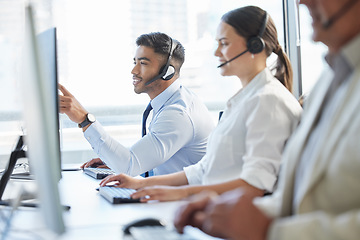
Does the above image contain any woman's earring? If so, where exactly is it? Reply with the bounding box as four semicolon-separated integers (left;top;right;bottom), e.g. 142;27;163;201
251;54;254;59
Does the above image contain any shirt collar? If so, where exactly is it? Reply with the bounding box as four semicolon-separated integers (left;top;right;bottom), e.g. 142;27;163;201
342;33;360;70
150;80;181;113
227;68;270;107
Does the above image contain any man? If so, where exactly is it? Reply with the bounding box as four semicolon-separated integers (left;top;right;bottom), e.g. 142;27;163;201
59;32;214;176
174;0;360;239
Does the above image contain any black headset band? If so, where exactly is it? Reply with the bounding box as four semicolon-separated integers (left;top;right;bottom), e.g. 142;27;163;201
246;11;268;54
162;37;175;74
145;37;177;85
258;12;268;38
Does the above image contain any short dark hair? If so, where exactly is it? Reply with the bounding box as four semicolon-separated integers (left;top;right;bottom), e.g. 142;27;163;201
136;32;185;74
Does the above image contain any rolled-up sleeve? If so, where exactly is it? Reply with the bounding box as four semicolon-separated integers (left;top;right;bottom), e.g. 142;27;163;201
183;155;207;185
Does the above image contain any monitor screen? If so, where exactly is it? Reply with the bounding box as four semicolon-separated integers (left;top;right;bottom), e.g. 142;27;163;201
36;26;61;171
21;4;65;235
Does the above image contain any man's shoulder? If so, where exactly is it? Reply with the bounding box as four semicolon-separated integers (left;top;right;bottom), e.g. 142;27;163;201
167;85;202;105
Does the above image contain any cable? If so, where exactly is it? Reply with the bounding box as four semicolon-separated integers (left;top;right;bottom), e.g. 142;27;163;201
1;186;39;240
1;186;23;240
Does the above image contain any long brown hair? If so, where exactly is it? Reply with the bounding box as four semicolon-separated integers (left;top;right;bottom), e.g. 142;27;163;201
221;6;293;92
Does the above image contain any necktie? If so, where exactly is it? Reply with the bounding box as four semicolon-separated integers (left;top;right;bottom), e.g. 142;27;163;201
142;102;153;137
141;102;153;177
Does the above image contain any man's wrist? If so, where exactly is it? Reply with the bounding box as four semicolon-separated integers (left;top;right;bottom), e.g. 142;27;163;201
78;113;96;128
82;123;92;132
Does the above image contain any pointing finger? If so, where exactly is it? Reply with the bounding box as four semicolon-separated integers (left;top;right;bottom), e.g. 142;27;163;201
58;83;73;97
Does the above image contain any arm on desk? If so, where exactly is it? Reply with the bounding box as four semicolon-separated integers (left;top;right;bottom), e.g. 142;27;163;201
131;178;264;203
99;171;188;189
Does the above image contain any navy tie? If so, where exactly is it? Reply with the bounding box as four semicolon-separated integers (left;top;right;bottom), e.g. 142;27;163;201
142;102;153;137
141;102;153;177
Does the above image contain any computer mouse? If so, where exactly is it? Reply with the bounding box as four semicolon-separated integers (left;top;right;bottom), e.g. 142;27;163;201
123;217;165;234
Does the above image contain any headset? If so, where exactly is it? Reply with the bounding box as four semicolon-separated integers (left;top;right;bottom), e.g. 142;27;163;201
247;11;268;54
217;12;268;68
145;38;177;85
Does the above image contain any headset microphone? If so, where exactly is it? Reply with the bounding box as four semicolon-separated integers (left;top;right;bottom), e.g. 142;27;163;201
217;49;248;68
322;0;359;29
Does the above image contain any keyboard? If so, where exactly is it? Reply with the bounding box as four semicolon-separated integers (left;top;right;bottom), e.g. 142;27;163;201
99;186;140;204
130;226;198;240
83;167;115;179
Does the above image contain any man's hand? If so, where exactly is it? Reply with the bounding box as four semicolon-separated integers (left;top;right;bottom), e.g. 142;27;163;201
174;191;218;234
80;158;108;169
174;188;272;240
58;84;88;124
202;188;272;240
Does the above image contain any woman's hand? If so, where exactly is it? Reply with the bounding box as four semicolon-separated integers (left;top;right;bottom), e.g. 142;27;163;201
131;185;189;202
100;173;144;189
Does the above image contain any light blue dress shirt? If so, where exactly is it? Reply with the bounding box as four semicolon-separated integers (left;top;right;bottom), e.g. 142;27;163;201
84;80;214;176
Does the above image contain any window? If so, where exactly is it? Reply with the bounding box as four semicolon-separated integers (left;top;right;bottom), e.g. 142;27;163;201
54;0;286;164
0;0;24;167
298;4;327;96
0;0;327;166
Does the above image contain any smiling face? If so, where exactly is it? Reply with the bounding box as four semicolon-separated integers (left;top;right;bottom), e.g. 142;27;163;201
131;46;166;99
215;21;267;86
215;21;250;76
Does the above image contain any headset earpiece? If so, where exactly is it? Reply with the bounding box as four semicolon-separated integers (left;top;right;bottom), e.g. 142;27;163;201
247;12;268;54
162;65;175;80
247;36;265;54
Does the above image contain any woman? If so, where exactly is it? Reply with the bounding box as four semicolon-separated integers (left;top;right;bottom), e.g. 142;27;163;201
100;6;302;202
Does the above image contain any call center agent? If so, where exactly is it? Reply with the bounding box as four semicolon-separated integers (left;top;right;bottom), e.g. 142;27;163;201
175;0;360;239
100;6;302;202
59;32;214;176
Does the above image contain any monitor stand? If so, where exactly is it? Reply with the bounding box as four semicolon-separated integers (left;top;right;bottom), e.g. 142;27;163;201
0;136;37;207
0;135;40;208
0;136;27;200
0;136;70;210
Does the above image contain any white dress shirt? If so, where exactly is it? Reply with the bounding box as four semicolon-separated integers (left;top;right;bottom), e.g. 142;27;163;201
84;80;214;176
184;68;302;193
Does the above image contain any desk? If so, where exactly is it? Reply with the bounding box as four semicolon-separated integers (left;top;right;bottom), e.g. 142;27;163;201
2;171;221;240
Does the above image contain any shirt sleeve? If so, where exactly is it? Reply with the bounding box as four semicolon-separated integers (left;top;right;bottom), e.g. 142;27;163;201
84;106;194;176
131;106;194;175
84;121;132;174
267;210;360;240
183;155;207;185
241;93;299;193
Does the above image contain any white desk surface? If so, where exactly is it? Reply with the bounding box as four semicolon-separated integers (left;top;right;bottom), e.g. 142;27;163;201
1;171;221;240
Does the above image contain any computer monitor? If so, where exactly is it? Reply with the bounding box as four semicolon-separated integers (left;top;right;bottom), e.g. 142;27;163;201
20;4;65;235
37;26;61;171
